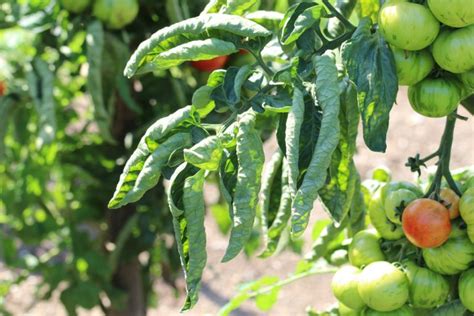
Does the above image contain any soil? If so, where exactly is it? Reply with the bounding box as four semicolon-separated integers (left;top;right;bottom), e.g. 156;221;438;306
3;87;473;315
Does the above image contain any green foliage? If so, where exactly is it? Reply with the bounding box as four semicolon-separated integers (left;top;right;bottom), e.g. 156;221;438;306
342;18;398;152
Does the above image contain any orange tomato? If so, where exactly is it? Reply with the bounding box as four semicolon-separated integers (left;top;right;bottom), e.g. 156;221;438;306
402;198;451;248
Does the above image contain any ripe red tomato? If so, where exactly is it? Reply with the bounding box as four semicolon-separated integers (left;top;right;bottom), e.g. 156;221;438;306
402;198;451;248
0;81;6;96
190;56;229;72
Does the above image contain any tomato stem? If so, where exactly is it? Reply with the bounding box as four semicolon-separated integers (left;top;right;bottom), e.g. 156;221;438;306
250;51;274;77
424;110;462;198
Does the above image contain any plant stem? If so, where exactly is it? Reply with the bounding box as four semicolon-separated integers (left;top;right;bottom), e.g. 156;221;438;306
322;0;356;31
252;52;274;77
424;111;461;197
247;266;337;298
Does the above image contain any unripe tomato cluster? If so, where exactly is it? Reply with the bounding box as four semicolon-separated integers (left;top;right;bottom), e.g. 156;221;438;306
60;0;139;29
378;0;474;118
331;171;474;315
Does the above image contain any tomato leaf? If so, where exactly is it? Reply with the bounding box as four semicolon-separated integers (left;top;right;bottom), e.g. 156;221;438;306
342;18;398;152
279;2;325;46
108;107;193;209
319;78;359;222
223;111;264;262
125;14;271;77
258;150;291;258
285;86;305;198
184;135;223;171
246;11;284;31
291;55;341;237
86;21;114;143
168;163;207;311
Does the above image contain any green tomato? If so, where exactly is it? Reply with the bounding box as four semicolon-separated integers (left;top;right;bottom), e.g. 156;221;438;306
459;268;474;312
391;47;434;86
427;0;474;28
349;230;386;267
371;167;392;183
422;235;474;275
381;181;422;203
384;189;418;225
60;0;90;13
432;300;468;316
459;70;474;94
432;25;474;74
362;305;414;316
449;217;468;239
332;266;366;310
403;261;449;308
378;0;439;51
358;261;409;312
339;302;361;316
462;176;474;193
460;187;474;243
369;188;405;240
408;77;461;118
93;0;139;29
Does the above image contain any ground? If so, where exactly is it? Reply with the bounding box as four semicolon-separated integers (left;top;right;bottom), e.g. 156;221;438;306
3;87;473;315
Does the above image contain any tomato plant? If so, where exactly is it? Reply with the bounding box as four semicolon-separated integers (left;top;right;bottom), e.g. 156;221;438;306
1;0;473;314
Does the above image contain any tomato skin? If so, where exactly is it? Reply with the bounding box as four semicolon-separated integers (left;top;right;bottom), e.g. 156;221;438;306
357;261;409;312
422;235;474;275
378;1;439;51
439;188;460;219
391;47;434;86
403;261;449;308
384;189;418;225
402;199;451;248
369;188;405;240
432;25;474;74
408;77;461;118
60;0;91;13
331;266;366;310
427;0;474;28
190;56;229;72
363;305;414;316
460;187;474;242
459;268;474;312
348;230;385;267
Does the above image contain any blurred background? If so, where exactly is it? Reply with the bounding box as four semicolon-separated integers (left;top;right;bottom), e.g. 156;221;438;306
0;1;472;315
